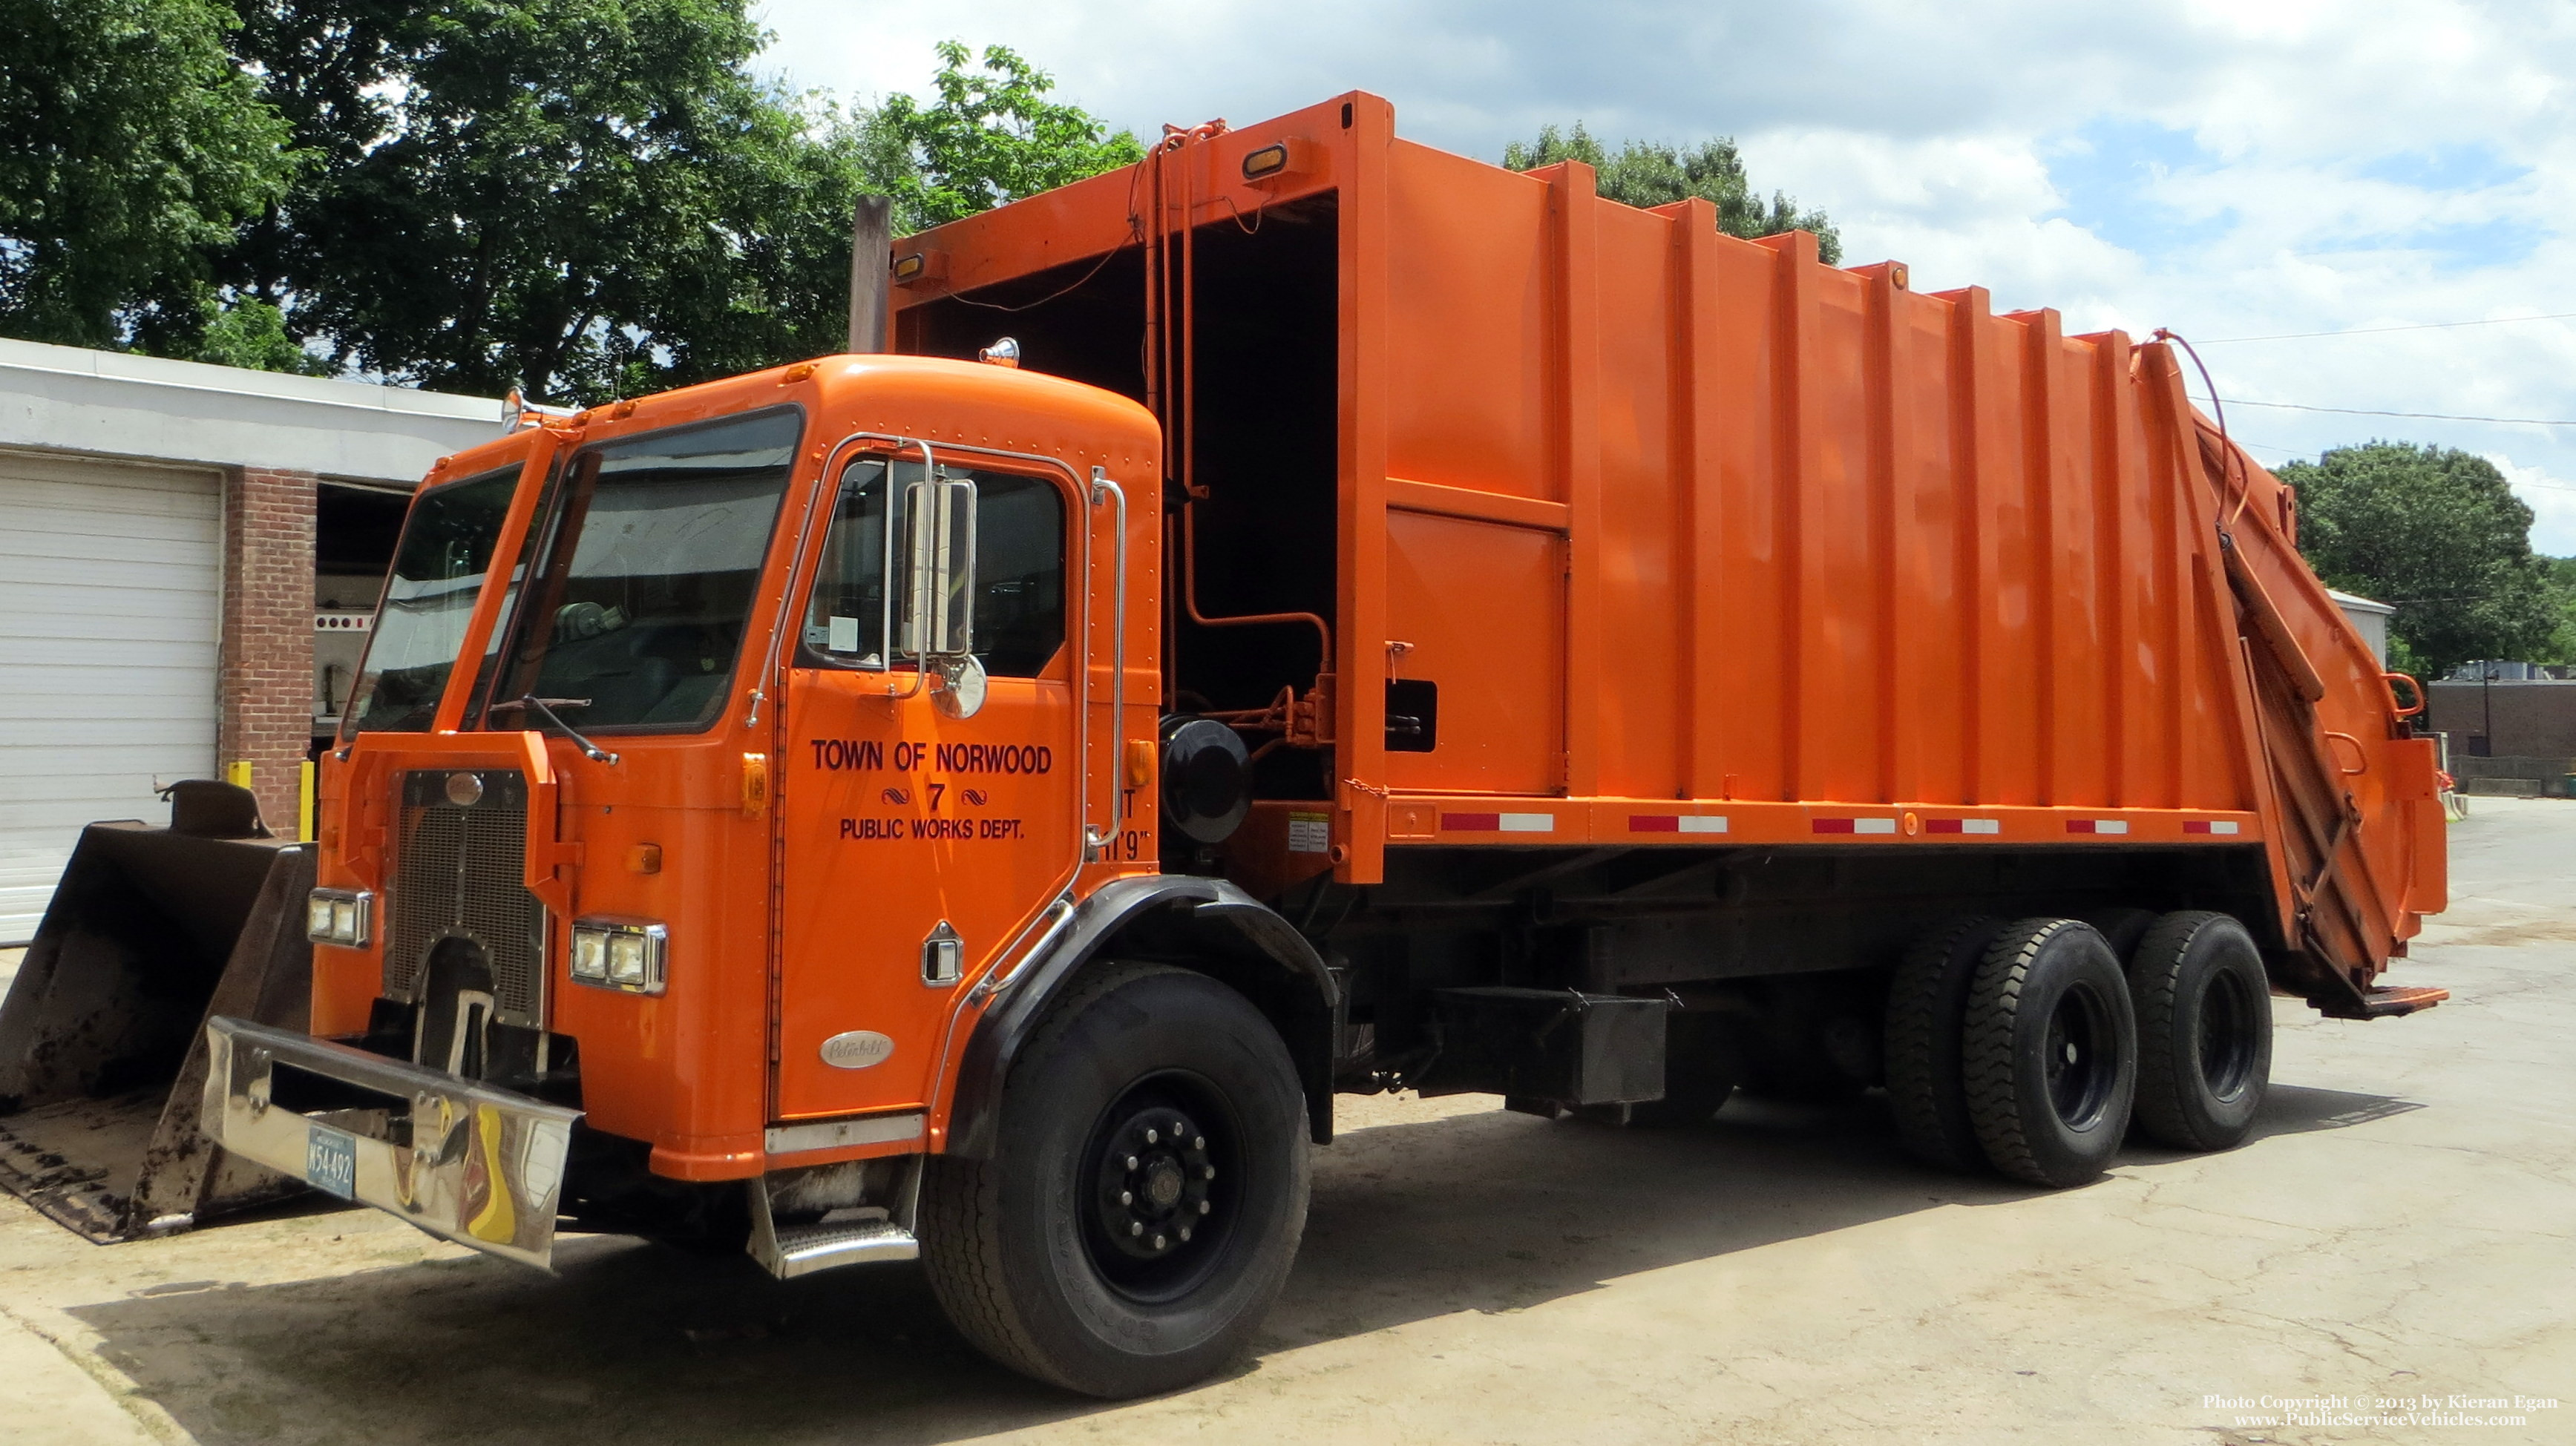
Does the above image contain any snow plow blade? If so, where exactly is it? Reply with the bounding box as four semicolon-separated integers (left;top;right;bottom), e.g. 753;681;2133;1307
0;781;324;1240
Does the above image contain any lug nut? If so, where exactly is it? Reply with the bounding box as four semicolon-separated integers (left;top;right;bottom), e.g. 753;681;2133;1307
1179;1226;1192;1242
1130;1221;1142;1237
1193;1135;1205;1150
1145;1128;1158;1145
1198;1200;1211;1215
1204;1165;1216;1180
1126;1154;1138;1171
1153;1234;1166;1249
1120;1190;1133;1206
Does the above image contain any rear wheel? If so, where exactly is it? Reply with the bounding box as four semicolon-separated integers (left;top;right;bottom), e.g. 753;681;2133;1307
920;962;1309;1397
1962;919;2137;1188
1883;916;2005;1172
2126;911;2272;1151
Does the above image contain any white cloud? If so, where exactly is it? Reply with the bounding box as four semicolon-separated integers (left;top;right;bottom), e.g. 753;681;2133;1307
2490;454;2576;556
753;0;2576;548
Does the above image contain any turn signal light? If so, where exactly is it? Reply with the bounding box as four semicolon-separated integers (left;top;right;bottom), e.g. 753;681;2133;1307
305;889;372;947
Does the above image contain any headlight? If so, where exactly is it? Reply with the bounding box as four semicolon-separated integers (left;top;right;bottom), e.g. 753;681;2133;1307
305;889;372;946
570;918;665;995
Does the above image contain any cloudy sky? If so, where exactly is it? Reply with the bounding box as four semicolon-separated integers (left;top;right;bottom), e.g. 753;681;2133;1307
754;0;2576;549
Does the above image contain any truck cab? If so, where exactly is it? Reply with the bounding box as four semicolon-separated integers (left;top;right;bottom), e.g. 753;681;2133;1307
205;354;1328;1395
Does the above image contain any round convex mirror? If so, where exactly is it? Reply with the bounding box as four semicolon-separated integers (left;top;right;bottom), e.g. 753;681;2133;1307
1159;716;1251;843
934;654;989;719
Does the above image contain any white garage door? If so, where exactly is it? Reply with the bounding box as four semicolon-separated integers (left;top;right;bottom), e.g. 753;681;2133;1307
0;452;221;944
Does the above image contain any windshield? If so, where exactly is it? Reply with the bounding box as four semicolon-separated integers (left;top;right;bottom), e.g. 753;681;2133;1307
479;407;801;733
338;466;522;737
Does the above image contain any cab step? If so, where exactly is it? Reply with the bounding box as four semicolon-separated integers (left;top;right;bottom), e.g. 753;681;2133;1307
756;1215;919;1278
744;1161;922;1280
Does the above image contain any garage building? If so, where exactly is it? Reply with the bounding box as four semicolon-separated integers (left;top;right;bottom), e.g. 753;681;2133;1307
0;337;499;943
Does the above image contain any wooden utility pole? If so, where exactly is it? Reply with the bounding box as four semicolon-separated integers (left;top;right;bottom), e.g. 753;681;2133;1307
847;195;892;354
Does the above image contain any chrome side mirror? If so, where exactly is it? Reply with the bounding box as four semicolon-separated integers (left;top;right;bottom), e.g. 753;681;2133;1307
902;475;977;660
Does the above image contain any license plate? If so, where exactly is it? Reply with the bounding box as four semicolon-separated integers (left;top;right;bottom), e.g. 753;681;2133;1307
304;1123;358;1200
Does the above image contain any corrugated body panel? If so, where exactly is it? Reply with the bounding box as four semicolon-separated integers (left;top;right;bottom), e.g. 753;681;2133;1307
1384;144;1551;502
1591;200;1680;800
1802;266;1879;804
1706;234;1791;802
1892;287;1967;803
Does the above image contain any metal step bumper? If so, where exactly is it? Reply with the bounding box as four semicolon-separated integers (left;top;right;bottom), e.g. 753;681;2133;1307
199;1016;582;1269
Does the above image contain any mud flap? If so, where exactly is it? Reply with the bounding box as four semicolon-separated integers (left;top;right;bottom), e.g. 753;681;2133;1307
0;786;324;1241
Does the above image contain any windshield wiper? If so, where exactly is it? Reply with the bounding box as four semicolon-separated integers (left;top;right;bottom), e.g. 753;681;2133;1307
491;695;619;765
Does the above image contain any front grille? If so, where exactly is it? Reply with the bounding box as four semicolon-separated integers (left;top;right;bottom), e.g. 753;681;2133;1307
385;769;548;1025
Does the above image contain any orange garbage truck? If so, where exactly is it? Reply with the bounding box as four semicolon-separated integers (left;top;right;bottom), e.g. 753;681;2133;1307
186;93;2445;1396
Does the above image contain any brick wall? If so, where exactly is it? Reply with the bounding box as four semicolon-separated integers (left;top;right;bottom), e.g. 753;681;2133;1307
219;466;316;832
2425;680;2576;758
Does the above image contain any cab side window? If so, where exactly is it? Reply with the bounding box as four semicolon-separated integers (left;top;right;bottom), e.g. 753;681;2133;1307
800;459;1066;678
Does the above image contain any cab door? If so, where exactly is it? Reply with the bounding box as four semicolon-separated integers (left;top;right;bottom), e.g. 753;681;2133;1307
774;453;1084;1120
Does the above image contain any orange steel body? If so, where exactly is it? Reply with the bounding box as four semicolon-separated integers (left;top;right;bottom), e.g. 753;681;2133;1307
310;93;2443;1189
893;95;2442;980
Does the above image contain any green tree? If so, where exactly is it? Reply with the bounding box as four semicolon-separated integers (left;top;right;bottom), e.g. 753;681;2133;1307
217;18;1133;398
2281;441;2557;680
1504;122;1840;263
0;0;295;349
190;295;331;373
226;0;895;400
870;42;1144;234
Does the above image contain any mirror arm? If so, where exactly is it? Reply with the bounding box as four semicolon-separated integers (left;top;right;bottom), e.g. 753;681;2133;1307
879;438;933;700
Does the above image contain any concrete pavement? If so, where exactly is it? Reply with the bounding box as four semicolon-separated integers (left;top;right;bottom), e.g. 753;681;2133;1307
0;804;2569;1444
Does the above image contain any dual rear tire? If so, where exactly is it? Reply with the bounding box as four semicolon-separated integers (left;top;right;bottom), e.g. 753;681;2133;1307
1884;911;2272;1187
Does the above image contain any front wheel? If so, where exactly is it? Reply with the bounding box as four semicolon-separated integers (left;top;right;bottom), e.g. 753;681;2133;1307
920;962;1310;1398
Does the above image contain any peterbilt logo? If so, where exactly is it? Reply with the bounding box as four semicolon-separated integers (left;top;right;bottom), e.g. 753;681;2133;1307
820;1031;896;1069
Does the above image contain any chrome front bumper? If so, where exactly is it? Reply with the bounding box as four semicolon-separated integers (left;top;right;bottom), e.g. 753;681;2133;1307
200;1016;582;1269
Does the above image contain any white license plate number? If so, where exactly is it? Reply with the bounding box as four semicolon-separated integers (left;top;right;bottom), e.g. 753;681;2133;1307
304;1123;358;1200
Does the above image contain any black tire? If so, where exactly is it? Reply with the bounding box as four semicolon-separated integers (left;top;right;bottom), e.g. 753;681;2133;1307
1883;915;2005;1172
919;962;1310;1397
2126;911;2272;1151
1962;919;2137;1188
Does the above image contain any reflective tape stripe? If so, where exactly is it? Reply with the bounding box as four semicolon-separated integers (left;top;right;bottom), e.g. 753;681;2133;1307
1926;818;2000;835
1814;818;1897;835
2066;819;2130;835
2183;820;2241;835
1441;812;1555;833
1629;815;1728;834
